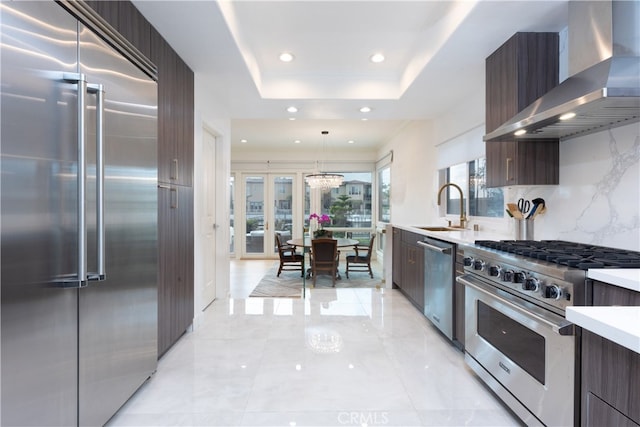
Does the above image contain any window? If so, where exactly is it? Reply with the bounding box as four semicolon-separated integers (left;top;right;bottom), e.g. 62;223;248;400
378;166;390;223
442;157;503;218
348;185;362;196
249;201;263;212
230;174;235;253
469;158;503;217
305;172;373;235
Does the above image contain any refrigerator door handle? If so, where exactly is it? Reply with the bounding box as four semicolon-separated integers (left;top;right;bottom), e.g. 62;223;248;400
88;83;106;281
63;73;88;287
59;75;106;286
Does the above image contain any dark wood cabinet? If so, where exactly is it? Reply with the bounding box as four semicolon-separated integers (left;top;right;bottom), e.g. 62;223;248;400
592;280;640;306
485;32;560;187
148;26;195;356
403;237;425;310
581;281;640;426
582;331;640;427
585;392;639;427
151;28;194;187
158;185;194;356
485;139;559;187
392;228;402;288
392;228;425;311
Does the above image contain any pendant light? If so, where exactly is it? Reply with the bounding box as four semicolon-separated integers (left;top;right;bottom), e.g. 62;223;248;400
305;131;344;189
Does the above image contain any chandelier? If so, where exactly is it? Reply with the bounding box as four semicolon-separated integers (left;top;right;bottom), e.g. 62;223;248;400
305;131;344;189
305;173;344;189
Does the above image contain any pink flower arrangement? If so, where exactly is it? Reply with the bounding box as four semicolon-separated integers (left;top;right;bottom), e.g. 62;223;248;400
309;213;331;226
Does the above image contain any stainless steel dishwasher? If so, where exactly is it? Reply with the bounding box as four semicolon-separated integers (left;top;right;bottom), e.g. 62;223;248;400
417;236;455;340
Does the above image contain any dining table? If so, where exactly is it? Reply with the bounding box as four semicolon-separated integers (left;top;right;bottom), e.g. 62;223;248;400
286;237;358;249
286;237;359;281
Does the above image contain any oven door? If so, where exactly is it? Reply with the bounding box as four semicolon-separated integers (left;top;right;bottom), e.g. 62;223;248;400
458;274;575;427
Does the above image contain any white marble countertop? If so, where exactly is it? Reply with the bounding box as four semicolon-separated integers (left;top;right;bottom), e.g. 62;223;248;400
587;269;640;292
392;224;510;246
566;306;640;354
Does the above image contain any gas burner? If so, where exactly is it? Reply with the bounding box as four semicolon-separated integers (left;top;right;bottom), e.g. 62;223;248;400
474;240;640;270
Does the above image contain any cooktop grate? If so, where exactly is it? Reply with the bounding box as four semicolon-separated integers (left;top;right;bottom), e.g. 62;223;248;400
474;240;640;270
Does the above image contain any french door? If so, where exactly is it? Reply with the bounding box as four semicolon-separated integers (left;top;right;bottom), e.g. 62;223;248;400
243;174;297;257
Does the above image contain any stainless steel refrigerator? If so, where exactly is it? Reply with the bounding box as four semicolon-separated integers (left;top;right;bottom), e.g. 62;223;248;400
1;1;158;425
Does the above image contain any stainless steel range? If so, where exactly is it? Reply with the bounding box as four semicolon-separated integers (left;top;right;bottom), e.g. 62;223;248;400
457;240;640;427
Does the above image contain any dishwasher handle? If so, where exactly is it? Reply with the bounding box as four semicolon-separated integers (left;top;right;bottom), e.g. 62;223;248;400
417;240;452;254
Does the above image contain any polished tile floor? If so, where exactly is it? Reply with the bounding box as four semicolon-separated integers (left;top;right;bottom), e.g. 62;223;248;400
108;259;519;426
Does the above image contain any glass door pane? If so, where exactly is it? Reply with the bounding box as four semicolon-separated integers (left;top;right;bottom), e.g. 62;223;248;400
272;176;294;254
230;174;235;253
243;174;296;257
244;175;265;254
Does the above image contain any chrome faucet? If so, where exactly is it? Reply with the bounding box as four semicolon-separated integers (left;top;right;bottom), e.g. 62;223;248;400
437;183;467;229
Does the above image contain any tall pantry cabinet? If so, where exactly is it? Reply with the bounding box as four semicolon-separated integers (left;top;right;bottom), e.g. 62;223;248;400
152;34;194;356
87;1;195;357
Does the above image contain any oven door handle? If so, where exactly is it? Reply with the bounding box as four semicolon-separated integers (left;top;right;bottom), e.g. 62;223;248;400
457;274;575;336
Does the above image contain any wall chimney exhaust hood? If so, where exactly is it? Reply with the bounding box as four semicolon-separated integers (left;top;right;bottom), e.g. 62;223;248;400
484;1;640;143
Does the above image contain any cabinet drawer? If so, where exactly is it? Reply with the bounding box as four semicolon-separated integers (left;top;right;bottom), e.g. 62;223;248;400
582;330;640;425
586;392;639;427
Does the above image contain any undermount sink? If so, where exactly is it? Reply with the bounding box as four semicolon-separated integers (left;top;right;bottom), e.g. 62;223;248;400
413;226;460;232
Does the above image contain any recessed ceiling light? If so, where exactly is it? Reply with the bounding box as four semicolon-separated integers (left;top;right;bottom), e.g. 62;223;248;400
359;106;371;113
514;129;527;136
279;52;294;62
287;106;298;113
361;118;368;121
348;140;355;144
289;117;296;121
240;139;248;143
559;112;576;121
294;140;301;144
370;53;385;63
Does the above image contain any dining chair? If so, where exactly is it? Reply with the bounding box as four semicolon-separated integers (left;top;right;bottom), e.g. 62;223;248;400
310;238;340;287
345;234;375;278
275;233;304;277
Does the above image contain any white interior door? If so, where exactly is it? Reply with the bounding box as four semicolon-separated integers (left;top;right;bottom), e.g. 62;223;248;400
201;128;217;310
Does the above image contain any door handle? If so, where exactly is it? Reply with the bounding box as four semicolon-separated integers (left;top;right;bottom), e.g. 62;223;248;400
158;184;178;208
171;158;178;180
170;187;178;209
59;74;106;286
417;240;452;254
64;73;88;287
88;83;105;281
457;274;575;335
506;157;513;182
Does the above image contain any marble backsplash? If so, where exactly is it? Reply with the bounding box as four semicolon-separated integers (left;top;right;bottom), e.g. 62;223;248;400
503;123;640;251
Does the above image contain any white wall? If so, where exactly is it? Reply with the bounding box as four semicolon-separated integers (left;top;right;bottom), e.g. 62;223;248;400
193;73;231;326
378;120;438;225
379;88;486;227
431;90;485;146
